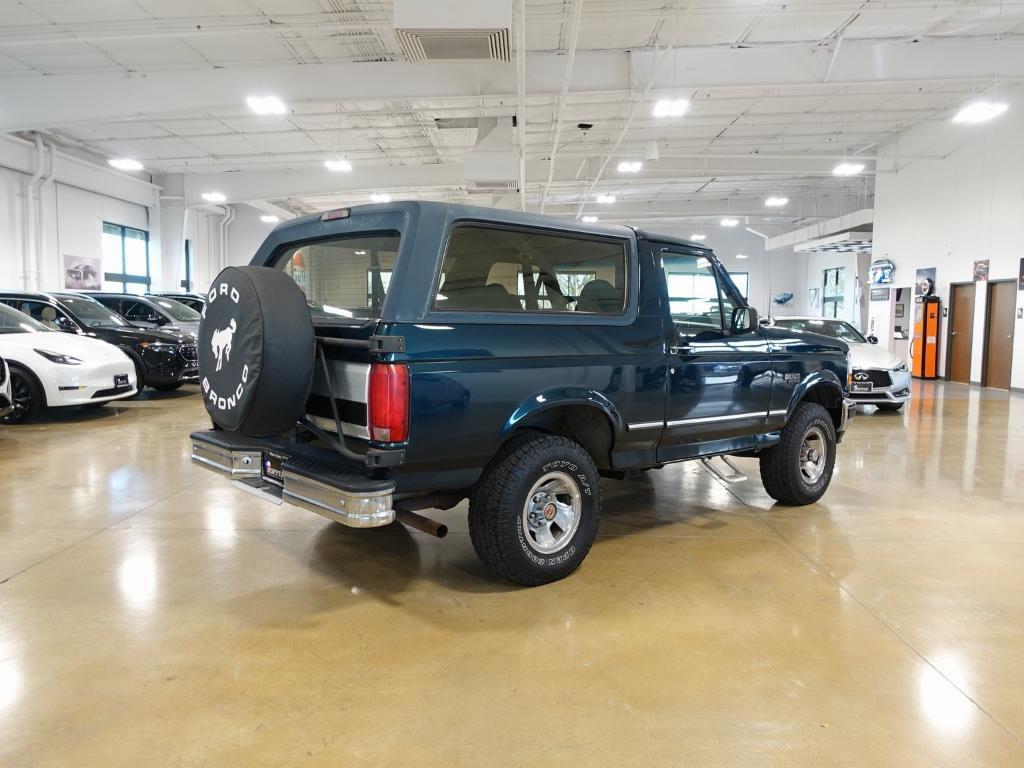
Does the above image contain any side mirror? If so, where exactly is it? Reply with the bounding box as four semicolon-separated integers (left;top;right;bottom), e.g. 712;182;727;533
731;306;758;333
867;335;879;344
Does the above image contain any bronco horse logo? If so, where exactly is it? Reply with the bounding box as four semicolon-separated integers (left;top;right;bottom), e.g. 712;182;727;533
210;318;237;372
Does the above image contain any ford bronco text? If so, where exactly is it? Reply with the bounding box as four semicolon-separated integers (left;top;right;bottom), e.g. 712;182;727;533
190;202;854;585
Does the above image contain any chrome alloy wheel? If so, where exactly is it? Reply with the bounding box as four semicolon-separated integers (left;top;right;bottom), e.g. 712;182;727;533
799;426;828;484
521;471;582;554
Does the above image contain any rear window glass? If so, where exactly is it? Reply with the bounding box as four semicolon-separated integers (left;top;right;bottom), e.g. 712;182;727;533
275;232;401;322
434;225;627;314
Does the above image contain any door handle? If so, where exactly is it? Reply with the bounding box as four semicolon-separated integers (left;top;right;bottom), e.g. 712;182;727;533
669;344;690;355
951;331;957;336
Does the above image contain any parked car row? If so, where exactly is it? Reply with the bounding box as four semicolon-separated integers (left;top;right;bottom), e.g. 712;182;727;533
0;290;203;424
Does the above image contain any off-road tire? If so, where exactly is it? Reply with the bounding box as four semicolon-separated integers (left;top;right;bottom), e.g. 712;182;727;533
469;435;601;586
759;402;836;505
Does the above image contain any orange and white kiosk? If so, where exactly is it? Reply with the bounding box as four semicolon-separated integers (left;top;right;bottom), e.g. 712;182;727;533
911;295;941;379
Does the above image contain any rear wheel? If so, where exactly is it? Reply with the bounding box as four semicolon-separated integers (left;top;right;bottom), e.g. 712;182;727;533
759;403;836;505
3;367;44;424
469;435;601;586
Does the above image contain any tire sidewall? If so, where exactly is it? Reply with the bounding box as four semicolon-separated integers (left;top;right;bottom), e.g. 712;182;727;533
5;366;42;424
790;408;836;500
503;443;600;582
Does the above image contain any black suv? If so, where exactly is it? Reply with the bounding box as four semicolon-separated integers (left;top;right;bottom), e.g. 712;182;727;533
0;292;198;391
189;202;854;585
149;292;206;313
89;293;200;337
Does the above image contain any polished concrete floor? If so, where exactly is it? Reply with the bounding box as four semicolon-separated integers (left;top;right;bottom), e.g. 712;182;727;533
1;381;1022;766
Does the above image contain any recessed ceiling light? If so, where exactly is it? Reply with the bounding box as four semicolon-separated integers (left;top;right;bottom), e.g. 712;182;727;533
833;162;865;176
354;250;367;256
108;158;143;171
260;214;280;223
720;218;739;227
324;159;353;172
246;95;287;115
616;160;642;173
370;193;391;203
202;192;226;203
765;196;789;207
735;253;749;259
690;233;706;241
582;215;599;223
952;100;1009;124
596;194;616;204
653;98;689;118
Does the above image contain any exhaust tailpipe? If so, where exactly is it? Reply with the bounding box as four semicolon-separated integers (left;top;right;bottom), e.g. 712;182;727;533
395;509;448;539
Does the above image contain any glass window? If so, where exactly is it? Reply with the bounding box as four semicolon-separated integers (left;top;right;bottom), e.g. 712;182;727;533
57;296;127;328
153;297;200;322
0;303;47;334
661;253;724;330
275;232;401;322
729;272;749;300
103;222;151;293
822;267;845;319
434;226;627;314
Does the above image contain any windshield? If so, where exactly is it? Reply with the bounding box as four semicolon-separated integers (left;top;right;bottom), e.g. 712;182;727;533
153;297;201;322
57;295;128;328
274;232;401;323
0;303;46;334
774;318;866;344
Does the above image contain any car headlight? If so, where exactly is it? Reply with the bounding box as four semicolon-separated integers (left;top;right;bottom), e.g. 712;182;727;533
893;361;908;373
34;348;82;365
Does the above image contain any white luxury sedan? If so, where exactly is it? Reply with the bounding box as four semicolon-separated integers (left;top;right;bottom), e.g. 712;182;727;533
0;303;137;424
768;316;912;412
0;355;11;419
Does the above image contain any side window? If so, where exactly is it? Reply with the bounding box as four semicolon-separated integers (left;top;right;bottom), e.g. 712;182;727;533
661;252;726;331
433;225;627;314
122;301;148;321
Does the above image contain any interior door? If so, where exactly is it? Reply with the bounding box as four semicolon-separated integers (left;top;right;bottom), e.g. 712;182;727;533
656;249;772;462
984;280;1015;389
947;283;974;384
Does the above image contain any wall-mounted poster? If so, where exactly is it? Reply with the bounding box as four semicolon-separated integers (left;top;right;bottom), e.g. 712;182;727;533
807;287;820;308
771;292;794;308
63;254;101;290
895;304;905;319
915;267;937;297
973;259;990;281
870;287;891;302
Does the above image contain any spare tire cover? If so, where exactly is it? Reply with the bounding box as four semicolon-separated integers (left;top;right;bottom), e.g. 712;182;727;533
199;266;315;437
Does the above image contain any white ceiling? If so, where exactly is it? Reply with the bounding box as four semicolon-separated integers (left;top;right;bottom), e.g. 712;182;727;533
2;0;1023;225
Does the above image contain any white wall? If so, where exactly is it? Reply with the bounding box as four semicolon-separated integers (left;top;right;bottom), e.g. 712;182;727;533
872;82;1024;389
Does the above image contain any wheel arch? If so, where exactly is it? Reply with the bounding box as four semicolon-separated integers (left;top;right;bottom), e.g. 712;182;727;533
788;372;845;430
499;388;623;470
7;360;48;409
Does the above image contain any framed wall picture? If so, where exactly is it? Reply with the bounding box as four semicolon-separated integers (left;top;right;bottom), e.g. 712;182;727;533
895;304;905;319
973;259;990;281
63;254;102;290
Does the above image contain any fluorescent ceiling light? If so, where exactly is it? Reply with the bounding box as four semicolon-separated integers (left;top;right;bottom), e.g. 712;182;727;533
764;196;789;207
354;250;367;255
582;215;599;223
371;193;391;203
324;159;352;172
952;100;1009;124
720;218;739;227
260;214;280;223
735;253;749;260
246;95;287;115
617;160;642;173
596;194;616;204
833;162;865;176
690;233;706;241
653;98;689;118
108;158;143;171
201;192;226;203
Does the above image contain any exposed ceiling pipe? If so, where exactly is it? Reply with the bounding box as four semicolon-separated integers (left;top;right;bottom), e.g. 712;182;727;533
540;0;584;213
22;136;45;290
574;0;698;217
516;0;528;212
36;141;57;289
219;205;235;273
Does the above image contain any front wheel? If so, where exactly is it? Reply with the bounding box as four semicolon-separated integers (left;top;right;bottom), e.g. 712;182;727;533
3;367;44;424
469;435;601;586
759;403;837;505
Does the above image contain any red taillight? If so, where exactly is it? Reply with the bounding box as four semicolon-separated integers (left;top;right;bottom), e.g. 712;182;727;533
369;363;409;443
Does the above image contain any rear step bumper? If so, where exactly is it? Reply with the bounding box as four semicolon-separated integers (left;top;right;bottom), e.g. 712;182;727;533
189;429;395;528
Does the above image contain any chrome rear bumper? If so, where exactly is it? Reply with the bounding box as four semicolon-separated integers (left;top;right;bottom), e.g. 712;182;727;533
189;430;394;528
838;397;856;439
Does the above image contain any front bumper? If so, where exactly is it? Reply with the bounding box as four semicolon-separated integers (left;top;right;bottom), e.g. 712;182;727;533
838;397;856;440
189;429;395;528
47;362;137;406
848;369;912;406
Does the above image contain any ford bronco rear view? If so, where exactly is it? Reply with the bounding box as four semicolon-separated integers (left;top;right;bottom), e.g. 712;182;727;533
190;202;854;585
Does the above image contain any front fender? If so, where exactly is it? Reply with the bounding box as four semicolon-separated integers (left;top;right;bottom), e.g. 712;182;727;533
787;370;845;416
501;387;625;437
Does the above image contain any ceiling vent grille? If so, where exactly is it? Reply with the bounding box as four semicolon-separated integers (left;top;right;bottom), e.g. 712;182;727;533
396;28;510;63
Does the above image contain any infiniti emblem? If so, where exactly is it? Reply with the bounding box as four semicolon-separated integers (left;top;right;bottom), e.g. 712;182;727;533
853;372;870;381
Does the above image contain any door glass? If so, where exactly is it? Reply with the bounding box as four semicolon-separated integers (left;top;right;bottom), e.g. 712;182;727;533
661;253;723;331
